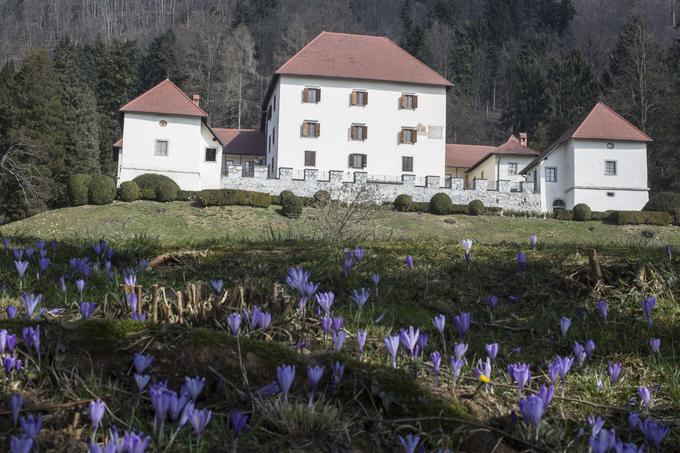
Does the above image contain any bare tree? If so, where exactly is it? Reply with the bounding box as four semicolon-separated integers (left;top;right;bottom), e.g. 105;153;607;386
0;143;47;220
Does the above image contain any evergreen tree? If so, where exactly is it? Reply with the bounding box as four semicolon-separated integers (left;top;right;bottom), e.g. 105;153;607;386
54;37;101;175
139;30;181;90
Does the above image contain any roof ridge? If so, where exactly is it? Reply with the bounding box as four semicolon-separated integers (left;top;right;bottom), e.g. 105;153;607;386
570;102;601;139
276;32;326;74
381;35;452;86
119;79;207;117
591;101;652;141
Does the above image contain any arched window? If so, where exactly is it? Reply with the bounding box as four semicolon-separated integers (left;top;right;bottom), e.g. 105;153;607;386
552;199;566;211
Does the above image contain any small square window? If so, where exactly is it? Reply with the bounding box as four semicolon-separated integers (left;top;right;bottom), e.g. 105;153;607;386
545;167;557;182
303;88;320;103
352;90;368;106
302;121;319;137
155;140;168;156
605;160;617;176
351;124;367;141
401;94;418;109
508;163;518;175
304;151;316;167
607;192;615;198
205;148;217;162
348;154;367;169
402;156;413;172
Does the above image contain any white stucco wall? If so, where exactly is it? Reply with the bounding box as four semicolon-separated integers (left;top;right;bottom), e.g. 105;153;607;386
269;75;447;178
528;142;573;213
496;155;535;184
117;112;223;190
265;82;281;177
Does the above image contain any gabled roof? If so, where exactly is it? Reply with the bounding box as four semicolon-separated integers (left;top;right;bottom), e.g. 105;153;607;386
213;129;266;156
275;31;452;87
521;102;652;174
446;135;538;170
119;79;207;117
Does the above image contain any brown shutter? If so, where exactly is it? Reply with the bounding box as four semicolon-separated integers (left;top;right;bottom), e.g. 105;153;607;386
364;92;368;105
350;126;355;140
400;129;405;143
413;130;417;143
316;88;321;102
400;94;405;109
351;91;357;106
303;88;309;102
362;154;367;168
302;122;309;137
413;95;418;109
315;123;320;137
363;126;368;140
348;154;353;168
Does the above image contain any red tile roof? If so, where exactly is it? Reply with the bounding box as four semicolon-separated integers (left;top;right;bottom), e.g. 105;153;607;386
276;32;453;87
446;135;538;170
119;79;207;117
213;129;265;156
113;137;123;147
521;102;652;173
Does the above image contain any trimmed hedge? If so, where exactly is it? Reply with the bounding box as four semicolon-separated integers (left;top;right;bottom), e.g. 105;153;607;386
468;199;485;216
156;181;178;202
88;175;116;205
430;193;453;215
643;192;680;213
573;203;592;221
553;209;574;221
140;188;157;200
132;174;180;193
312;190;331;207
118;181;140;202
196;189;272;208
282;194;304;218
606;210;672;226
68;174;91;206
591;211;609;221
394;194;413;212
672;208;680;225
177;190;197;201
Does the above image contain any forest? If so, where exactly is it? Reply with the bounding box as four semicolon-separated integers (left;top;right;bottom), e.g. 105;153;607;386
0;0;679;223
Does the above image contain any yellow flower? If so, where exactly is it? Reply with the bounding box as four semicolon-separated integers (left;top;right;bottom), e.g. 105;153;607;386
479;374;490;383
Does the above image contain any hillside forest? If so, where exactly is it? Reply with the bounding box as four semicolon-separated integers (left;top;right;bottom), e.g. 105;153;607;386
0;0;679;223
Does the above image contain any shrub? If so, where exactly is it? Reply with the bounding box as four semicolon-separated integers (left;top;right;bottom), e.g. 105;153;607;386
672;208;680;225
486;207;503;216
468;199;485;216
606;211;672;226
394;194;413;212
591;211;609;221
312;190;331;207
140;188;157;200
68;174;91;206
196;189;271;208
553;209;574;221
176;190;197;202
450;204;469;215
282;194;304;218
156;181;178;202
132;174;180;193
279;190;295;205
429;193;453;215
573;203;592;221
88;175;115;205
643;192;680;213
118;181;140;202
411;202;430;212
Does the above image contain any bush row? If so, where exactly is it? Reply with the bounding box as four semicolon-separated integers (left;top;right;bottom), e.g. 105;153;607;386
68;174;116;206
394;194;478;215
196;189;272;208
606;211;672;226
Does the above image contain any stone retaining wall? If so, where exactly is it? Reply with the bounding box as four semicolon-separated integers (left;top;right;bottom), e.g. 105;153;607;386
220;166;542;212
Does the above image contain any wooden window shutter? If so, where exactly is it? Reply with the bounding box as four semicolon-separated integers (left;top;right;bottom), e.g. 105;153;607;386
351;91;357;106
350;126;355;140
303;88;309;102
362;154;367;168
302;122;309;137
364;92;368;105
400;94;405;109
363;126;368;140
315;123;320;137
348;154;354;168
413;129;418;143
413;95;418;109
316;89;321;102
400;129;405;143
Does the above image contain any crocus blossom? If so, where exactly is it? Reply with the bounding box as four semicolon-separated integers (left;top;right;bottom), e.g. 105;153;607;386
398;433;421;453
596;300;608;321
560;317;571;339
88;400;106;434
608;362;622;384
384;335;400;368
276;365;295;401
357;329;367;354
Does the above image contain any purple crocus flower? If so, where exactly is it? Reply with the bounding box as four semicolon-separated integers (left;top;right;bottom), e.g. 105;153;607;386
183;376;205;401
553;356;574;383
589;429;617;453
638;386;651;408
0;329;6;354
333;330;346;352
22;326;40;357
15;261;28;280
134;374;150;392
20;414;42;440
518;395;544;437
3;356;19;374
307;365;324;402
188;407;212;440
24;247;34;258
76;279;86;297
475;357;492;382
487;295;498;312
398;433;421;453
352;288;370;309
2;237;9;250
405;255;414;271
80;302;97;320
6;332;16;354
608;362;622;384
560;317;571;339
256;311;271;330
286;267;311;293
133;352;154;374
230;409;248;439
331;361;345;391
121;431;151;453
123;271;136;288
332;316;344;333
640;418;669;448
596;300;608;321
9;394;23;427
486;343;499;362
642;296;656;327
300;281;319;299
573;342;586;362
315;292;334;316
399;326;420;357
432;314;445;335
21;293;41;319
132;311;147;321
7;305;17;319
665;243;672;260
538;384;554;411
516;252;527;273
320;316;332;337
89;399;106;434
245;306;262;330
210;279;224;294
227;312;242;336
530;234;538;250
357;329;367;354
431;351;442;385
414;333;428;358
276;365;296;401
650;337;661;353
629;412;642;431
342;258;353;277
38;257;50;274
371;273;380;287
353;246;365;261
584;339;596;360
10;436;33;453
453;342;468;360
450;357;464;384
508;363;531;394
384;335;400;368
453;312;471;339
588;415;605;436
13;247;23;260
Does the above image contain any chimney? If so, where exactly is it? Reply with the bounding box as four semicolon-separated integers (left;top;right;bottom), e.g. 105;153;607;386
519;132;528;146
192;94;200;107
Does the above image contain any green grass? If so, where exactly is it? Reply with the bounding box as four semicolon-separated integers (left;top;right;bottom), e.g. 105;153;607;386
1;200;679;247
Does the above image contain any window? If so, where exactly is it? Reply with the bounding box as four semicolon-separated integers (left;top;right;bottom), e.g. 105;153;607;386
304;151;316;167
273;95;276;112
348;154;367;169
159;120;167;127
545;167;557;182
350;124;367;141
607;142;614;149
400;127;417;144
351;90;368;106
607;192;616;198
508;163;518;175
605;160;617;176
155;140;168;156
205;148;217;162
401;94;418;109
303;87;321;103
552;199;566;211
302;121;320;137
272;127;276;145
402;156;413;172
267;106;272;120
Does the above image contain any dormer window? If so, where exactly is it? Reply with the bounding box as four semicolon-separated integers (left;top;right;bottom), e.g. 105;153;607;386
351;90;368;106
400;94;418;110
303;87;321;103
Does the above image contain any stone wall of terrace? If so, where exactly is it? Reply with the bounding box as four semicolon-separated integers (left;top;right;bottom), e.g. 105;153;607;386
220;166;541;212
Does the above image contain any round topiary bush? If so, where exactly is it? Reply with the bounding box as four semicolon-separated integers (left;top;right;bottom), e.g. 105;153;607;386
279;190;295;205
468;199;485;216
132;174;179;194
282;194;304;219
312;190;331;207
118;181;140;202
68;174;92;206
88;175;115;205
643;192;680;213
429;193;453;215
394;194;413;212
156;180;178;202
573;203;592;221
